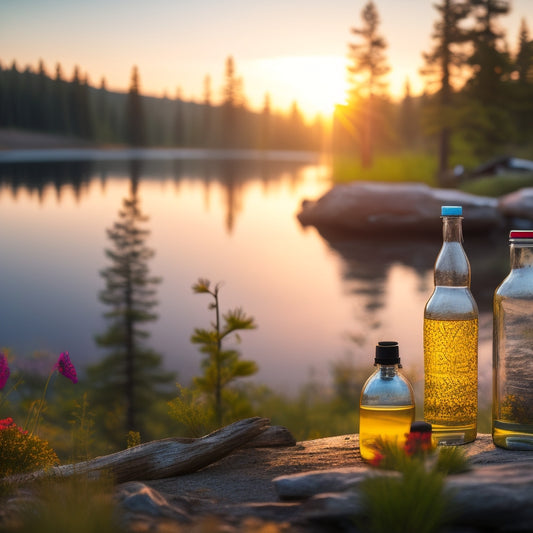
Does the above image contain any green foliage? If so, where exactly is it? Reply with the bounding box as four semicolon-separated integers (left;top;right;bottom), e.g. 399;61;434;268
244;379;359;442
90;184;175;442
358;462;451;533
168;384;211;437
0;60;325;150
68;392;95;462
190;278;258;427
332;152;438;185
358;437;468;533
126;430;141;448
11;476;119;533
435;446;469;476
0;419;58;477
126;66;146;147
459;171;533;197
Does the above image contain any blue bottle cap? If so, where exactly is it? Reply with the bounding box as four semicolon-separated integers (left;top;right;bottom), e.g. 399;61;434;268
441;206;462;216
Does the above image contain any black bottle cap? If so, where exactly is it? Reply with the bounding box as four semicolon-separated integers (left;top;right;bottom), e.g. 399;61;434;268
374;341;401;365
410;421;432;434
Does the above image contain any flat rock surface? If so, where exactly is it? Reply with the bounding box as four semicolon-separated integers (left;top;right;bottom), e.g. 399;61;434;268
142;433;530;505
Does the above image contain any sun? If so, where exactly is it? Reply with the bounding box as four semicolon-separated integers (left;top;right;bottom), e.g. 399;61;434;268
247;55;348;120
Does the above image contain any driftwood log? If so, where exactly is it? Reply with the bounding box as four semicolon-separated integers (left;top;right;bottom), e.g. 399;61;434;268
12;417;294;484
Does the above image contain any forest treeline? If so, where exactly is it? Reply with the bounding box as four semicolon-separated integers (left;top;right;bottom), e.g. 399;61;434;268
1;0;533;176
0;56;325;151
334;0;533;185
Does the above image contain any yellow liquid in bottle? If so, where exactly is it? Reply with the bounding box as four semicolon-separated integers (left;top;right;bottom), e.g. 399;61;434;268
359;405;415;462
424;317;478;444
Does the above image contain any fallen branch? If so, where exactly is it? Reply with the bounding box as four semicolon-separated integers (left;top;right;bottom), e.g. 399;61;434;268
11;417;275;484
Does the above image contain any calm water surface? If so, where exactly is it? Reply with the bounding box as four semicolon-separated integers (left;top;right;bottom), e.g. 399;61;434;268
0;149;510;409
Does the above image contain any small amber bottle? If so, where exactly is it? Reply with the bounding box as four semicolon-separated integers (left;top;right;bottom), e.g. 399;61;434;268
359;341;415;463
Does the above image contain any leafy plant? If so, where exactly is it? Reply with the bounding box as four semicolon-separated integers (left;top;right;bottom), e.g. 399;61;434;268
357;424;468;533
190;278;258;427
168;384;210;437
0;351;78;476
68;392;96;462
12;475;119;533
0;418;58;477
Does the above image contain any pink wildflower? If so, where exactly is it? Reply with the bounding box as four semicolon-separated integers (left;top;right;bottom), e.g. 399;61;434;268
0;353;10;389
0;417;27;434
0;417;14;430
54;352;78;384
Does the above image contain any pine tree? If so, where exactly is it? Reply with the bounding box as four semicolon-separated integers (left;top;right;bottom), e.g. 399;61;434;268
191;279;258;427
515;18;533;84
467;0;511;105
346;0;390;167
222;56;240;146
89;169;174;441
174;87;185;146
508;18;533;143
461;0;513;157
52;63;70;134
421;0;471;182
126;66;146;146
261;92;271;149
399;78;419;149
202;74;212;147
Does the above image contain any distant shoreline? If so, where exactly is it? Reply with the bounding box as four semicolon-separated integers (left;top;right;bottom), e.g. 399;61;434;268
0;129;321;164
0;128;95;151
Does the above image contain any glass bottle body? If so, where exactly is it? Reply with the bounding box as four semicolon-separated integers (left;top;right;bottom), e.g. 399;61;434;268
493;236;533;450
359;365;415;462
424;213;478;445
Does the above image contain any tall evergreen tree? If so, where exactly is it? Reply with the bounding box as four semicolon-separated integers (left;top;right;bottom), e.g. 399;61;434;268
398;78;419;149
346;0;390;167
261;92;271;149
222;56;240;146
461;0;513;157
52;63;70;134
89;166;174;441
421;0;470;182
126;66;146;146
467;0;511;105
202;74;212;147
515;18;533;83
508;18;533;143
174;87;185;146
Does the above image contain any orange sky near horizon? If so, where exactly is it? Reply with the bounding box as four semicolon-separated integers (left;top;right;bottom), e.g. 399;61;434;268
1;0;532;120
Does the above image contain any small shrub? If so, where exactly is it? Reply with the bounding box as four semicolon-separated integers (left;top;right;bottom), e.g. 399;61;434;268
0;418;58;477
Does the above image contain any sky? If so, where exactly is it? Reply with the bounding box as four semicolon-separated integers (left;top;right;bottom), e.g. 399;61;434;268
1;0;533;119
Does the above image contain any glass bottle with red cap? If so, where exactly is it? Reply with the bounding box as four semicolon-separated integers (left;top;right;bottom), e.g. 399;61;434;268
424;205;478;445
493;229;533;450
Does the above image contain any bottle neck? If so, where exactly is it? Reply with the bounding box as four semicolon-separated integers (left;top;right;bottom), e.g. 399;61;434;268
510;242;533;270
434;216;470;287
442;215;463;242
377;365;399;378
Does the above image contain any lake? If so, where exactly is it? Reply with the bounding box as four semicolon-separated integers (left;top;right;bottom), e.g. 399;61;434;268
0;148;512;410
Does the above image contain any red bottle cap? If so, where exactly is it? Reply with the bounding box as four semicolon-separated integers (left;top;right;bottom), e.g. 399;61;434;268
510;230;533;239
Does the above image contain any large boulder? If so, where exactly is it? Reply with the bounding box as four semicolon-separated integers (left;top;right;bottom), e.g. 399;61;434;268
499;187;533;221
297;182;503;234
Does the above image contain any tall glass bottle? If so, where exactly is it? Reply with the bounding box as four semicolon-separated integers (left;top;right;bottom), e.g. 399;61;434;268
493;230;533;450
424;205;478;445
359;341;415;462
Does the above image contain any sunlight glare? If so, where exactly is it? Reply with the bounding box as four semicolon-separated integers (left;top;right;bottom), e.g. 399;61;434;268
248;55;347;119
